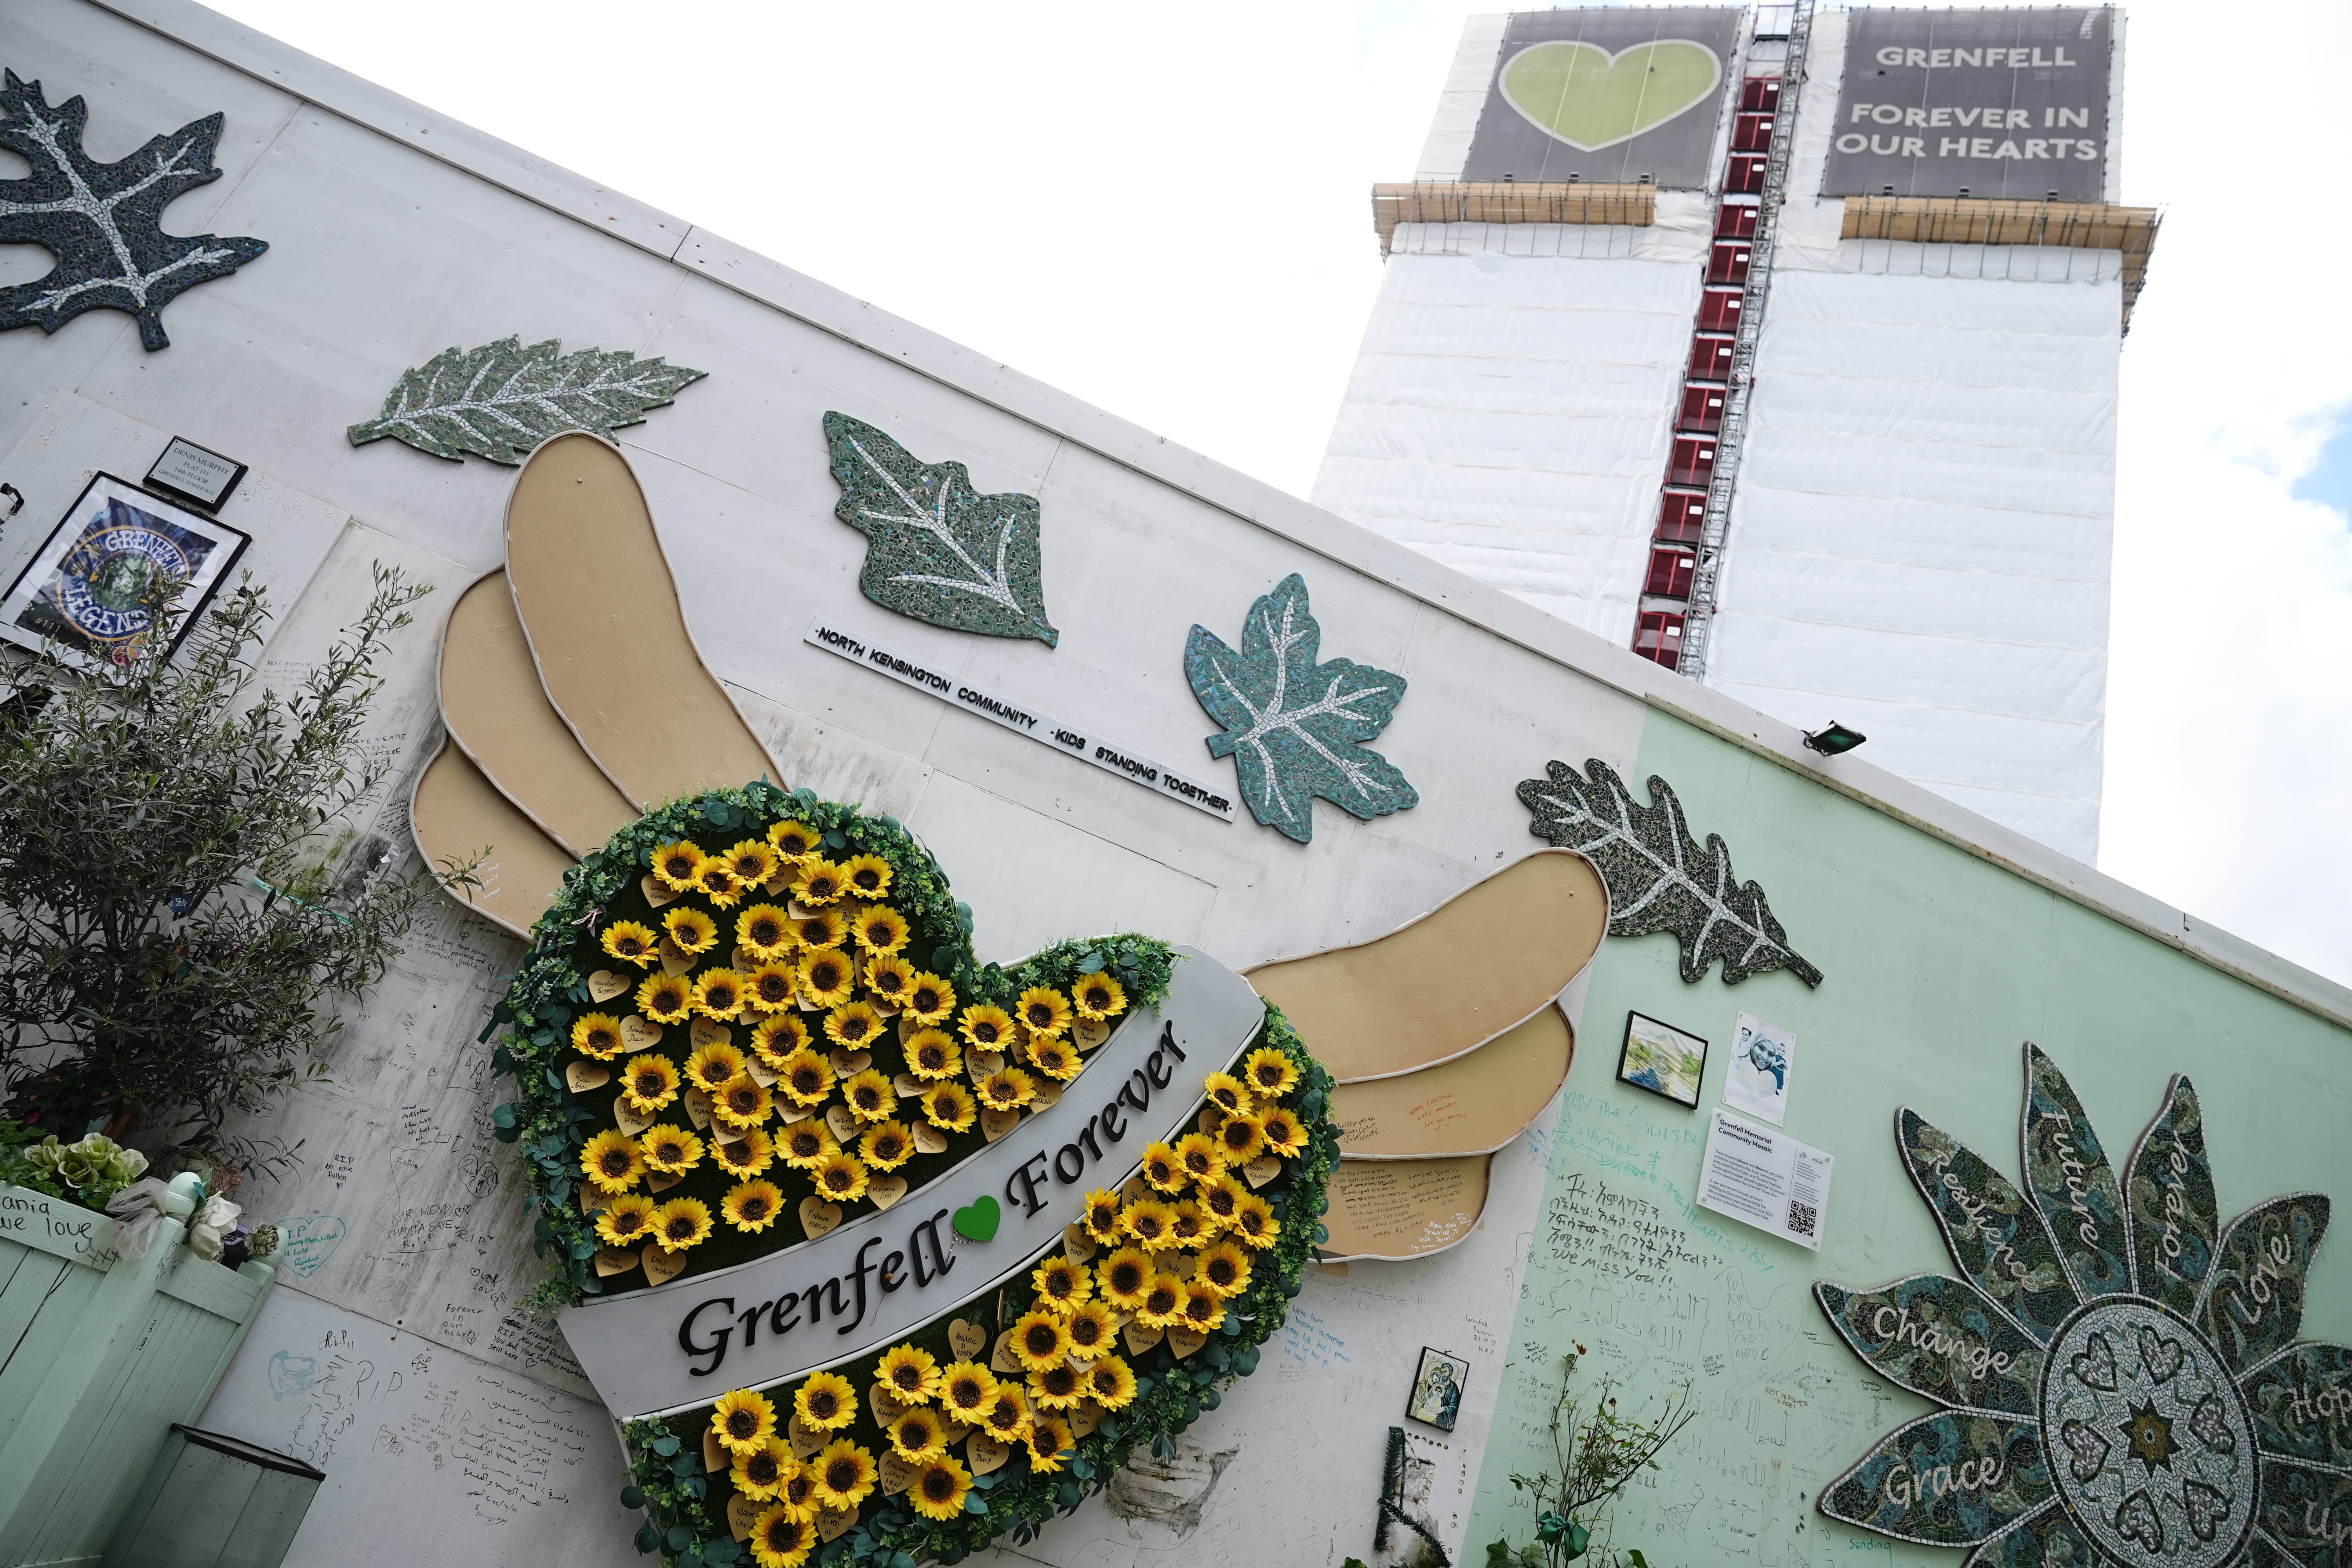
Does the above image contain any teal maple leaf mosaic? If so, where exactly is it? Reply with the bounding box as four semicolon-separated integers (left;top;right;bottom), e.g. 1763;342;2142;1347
1184;573;1416;844
822;412;1057;646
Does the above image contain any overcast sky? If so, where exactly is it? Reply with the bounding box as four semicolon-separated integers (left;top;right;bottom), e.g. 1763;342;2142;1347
206;0;2352;987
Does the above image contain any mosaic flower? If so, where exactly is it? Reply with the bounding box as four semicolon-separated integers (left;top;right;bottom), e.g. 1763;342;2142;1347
1817;1045;2336;1568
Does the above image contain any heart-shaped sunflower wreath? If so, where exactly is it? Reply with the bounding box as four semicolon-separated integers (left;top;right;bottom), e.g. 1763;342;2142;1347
486;780;1339;1568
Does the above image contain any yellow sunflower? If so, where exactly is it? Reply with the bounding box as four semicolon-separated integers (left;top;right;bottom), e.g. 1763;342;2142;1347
765;819;820;863
712;1126;775;1178
841;1069;895;1124
1027;1360;1086;1411
795;1371;857;1431
721;1180;784;1233
876;1343;941;1406
776;1047;835;1108
792;908;846;951
1137;1272;1186;1327
974;1067;1036;1114
664;905;719;955
1084;1354;1138;1410
751;1506;814;1568
636;973;693;1026
1259;1105;1307;1158
572;1013;625;1060
621;1054;681;1115
1138;1141;1184;1194
859;1121;915;1171
713;1074;772;1131
886;1406;947;1461
863;953;914;1003
791;859;847;907
1028;1036;1082;1082
751;1013;811;1070
1097;1247;1154;1312
1180;1281;1227;1334
853;905;908;956
920;1082;976;1133
651;840;706;891
904;973;957;1025
904;1029;961;1081
685;1041;748;1093
1197;1241;1253;1298
1228;1191;1279;1250
639;1124;704;1175
581;1129;645;1193
712;1387;779;1455
725;840;780;887
776;1466;820;1524
737;904;795;958
799;951;854;1007
746;959;799;1014
693;968;749;1021
595;1192;657;1247
1214;1111;1267;1167
1016;987;1073;1038
938;1362;997;1423
692;855;745;909
1081;1189;1126;1245
958;1004;1013;1051
811;1151;869;1203
1073;971;1127;1021
778;1122;836;1169
907;1455;971;1523
601;921;660;969
978;1386;1031;1444
1011;1310;1073;1371
1031;1256;1093;1315
840;853;893;900
1199;1175;1245;1232
1201;1071;1252;1118
825;1001;882;1051
1175;1131;1228;1184
1166;1200;1209;1249
1243;1046;1298;1098
1122;1198;1177;1250
808;1439;876;1510
652;1196;713;1252
731;1436;794;1501
1027;1416;1074;1474
1063;1301;1116;1359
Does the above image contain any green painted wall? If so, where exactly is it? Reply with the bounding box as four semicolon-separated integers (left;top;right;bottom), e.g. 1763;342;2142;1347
1465;712;2352;1567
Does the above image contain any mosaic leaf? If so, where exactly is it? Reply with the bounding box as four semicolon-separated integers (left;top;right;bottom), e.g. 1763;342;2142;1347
2022;1043;2133;1299
1899;1109;2080;1344
1517;758;1821;986
2257;1457;2352;1563
349;338;706;465
2243;1343;2352;1468
2199;1194;2330;1373
821;412;1056;646
2243;1531;2300;1568
1819;1410;2055;1546
1815;1274;2045;1416
0;70;268;352
1962;1503;2100;1568
1184;573;1415;844
2125;1075;2218;1318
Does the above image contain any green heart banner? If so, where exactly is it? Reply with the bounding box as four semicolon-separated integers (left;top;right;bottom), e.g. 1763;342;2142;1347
1500;39;1723;152
1460;10;1739;188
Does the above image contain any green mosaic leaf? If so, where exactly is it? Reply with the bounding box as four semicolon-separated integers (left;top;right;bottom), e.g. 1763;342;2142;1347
822;412;1057;646
1518;758;1821;985
1184;572;1416;844
348;336;706;465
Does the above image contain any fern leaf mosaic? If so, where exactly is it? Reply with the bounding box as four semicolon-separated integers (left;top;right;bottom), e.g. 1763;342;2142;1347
349;337;706;464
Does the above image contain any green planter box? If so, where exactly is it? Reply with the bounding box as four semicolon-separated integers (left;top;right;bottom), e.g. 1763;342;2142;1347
0;1183;276;1568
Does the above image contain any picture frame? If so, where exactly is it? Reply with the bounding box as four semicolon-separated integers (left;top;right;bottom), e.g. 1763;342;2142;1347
1405;1346;1468;1433
0;473;250;673
1617;1010;1709;1110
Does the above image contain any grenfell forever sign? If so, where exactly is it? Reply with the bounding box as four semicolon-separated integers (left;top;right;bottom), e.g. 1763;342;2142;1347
557;951;1267;1421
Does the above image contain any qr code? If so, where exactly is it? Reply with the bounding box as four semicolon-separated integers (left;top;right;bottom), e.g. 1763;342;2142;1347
1786;1200;1819;1238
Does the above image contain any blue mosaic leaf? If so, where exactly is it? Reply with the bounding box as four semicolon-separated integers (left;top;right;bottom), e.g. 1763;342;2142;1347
1961;1503;2098;1567
2125;1074;2218;1318
2257;1457;2352;1563
2199;1194;2330;1373
1819;1410;2055;1546
1183;573;1415;844
2022;1043;2132;1299
350;338;705;465
1898;1109;2080;1344
1815;1274;2045;1416
2243;1343;2352;1468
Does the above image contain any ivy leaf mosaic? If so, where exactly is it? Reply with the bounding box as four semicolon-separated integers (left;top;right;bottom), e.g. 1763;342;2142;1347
1817;1046;2340;1568
1184;573;1416;844
348;337;707;465
0;69;269;352
1518;758;1820;986
822;412;1058;646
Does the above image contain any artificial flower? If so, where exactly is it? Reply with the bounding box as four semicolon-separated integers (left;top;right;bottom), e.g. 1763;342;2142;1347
938;1362;997;1423
1084;1355;1138;1410
766;819;820;862
809;1439;876;1510
685;1041;748;1094
905;1029;960;1080
725;840;780;887
791;859;847;907
1027;1360;1085;1412
1063;1300;1116;1359
738;904;794;958
693;855;745;909
777;1047;833;1108
1229;1191;1279;1250
1201;1072;1252;1118
1196;1240;1252;1298
974;1067;1036;1114
920;1082;976;1133
595;1192;657;1247
637;973;693;1026
732;1437;794;1501
712;1388;778;1455
640;1125;704;1175
1166;1200;1209;1249
1180;1281;1227;1334
841;1070;895;1123
581;1129;646;1193
800;951;854;1007
621;1054;682;1115
811;1152;870;1203
777;1466;821;1524
1122;1198;1176;1250
712;1126;775;1178
751;1506;813;1568
652;840;706;891
863;953;914;1004
904;973;956;1025
840;853;892;900
664;905;719;955
958;1004;1013;1051
1081;1189;1125;1245
1216;1110;1268;1166
1027;1416;1074;1474
1098;1248;1154;1312
746;959;799;1014
1199;1176;1245;1232
907;1456;971;1523
572;1013;625;1060
751;1013;811;1069
714;1074;773;1131
693;968;750;1021
1073;971;1127;1021
825;1001;883;1051
886;1406;947;1462
853;904;908;955
876;1343;941;1405
793;908;846;950
652;1196;713;1252
1175;1131;1228;1184
1031;1256;1093;1315
1011;1309;1073;1371
859;1121;914;1171
601;921;660;968
1137;1272;1186;1328
1242;1046;1298;1099
977;1386;1031;1444
779;1122;836;1169
796;1372;857;1431
1027;1035;1081;1082
1259;1105;1307;1158
1016;986;1073;1039
1138;1141;1184;1194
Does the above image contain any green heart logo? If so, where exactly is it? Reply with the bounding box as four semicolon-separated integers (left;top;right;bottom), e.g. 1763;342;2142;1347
1500;40;1722;152
951;1194;1001;1243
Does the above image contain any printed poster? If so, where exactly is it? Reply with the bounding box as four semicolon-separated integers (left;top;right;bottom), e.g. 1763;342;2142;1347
1696;1109;1833;1250
1723;1011;1795;1125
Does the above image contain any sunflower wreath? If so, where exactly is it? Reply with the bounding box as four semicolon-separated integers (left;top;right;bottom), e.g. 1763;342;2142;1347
485;782;1340;1568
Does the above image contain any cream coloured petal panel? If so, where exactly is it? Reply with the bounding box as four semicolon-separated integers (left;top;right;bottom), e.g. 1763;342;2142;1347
410;738;575;938
1329;1004;1573;1160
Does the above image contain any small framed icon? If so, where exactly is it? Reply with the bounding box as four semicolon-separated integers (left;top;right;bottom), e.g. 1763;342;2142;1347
1618;1010;1709;1110
0;473;250;672
1405;1346;1468;1432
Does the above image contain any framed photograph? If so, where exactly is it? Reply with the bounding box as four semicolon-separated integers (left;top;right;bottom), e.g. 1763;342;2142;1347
1405;1346;1468;1433
0;474;249;672
1618;1011;1709;1110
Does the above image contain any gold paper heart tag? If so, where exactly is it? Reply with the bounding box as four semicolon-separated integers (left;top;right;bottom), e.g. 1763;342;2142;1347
1168;1327;1208;1359
788;1413;826;1460
1200;1108;1224;1135
593;1247;638;1277
800;1198;842;1239
942;1418;972;1446
581;1186;611;1215
1168;1251;1198;1280
642;1245;686;1285
966;1432;1011;1475
1069;1401;1105;1439
779;1102;814;1125
878;1453;918;1496
615;1102;655;1136
1123;1321;1164;1356
1032;1080;1063;1109
816;1505;857;1543
829;1048;872;1079
824;1105;859;1143
1243;1155;1282;1189
565;1061;611;1093
947;1319;989;1360
726;1494;762;1542
646;1169;684;1194
691;1018;733;1049
892;1073;923;1098
913;1123;949;1155
746;1059;779;1088
1120;1175;1153;1205
641;874;679;908
658;938;694;976
1062;1223;1097;1263
867;1174;909;1210
980;1108;1021;1143
967;1049;1005;1079
683;1088;713;1130
762;869;793;896
588;969;630;1003
991;1331;1026;1376
703;1428;729;1473
1074;1018;1109;1051
713;1122;748;1147
870;1383;907;1427
620;1015;663;1051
